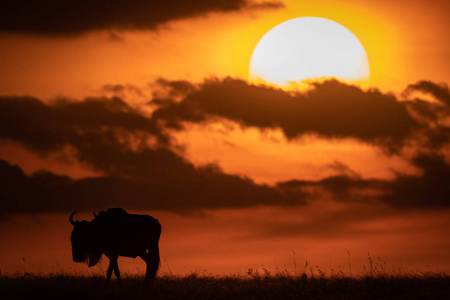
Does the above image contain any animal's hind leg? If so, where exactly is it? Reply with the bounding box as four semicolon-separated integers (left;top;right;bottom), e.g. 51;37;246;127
147;247;160;285
106;259;114;287
140;247;159;286
139;253;151;285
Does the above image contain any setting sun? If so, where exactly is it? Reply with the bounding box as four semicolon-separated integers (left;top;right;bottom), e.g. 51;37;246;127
249;17;370;86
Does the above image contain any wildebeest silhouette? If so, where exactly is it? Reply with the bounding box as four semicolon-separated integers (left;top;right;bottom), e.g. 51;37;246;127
69;208;161;286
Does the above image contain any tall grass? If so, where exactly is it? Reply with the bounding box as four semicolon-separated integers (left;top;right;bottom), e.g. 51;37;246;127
1;268;449;300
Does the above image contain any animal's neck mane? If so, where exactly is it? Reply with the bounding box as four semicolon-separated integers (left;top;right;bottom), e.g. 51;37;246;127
85;208;128;267
86;224;102;267
86;251;102;267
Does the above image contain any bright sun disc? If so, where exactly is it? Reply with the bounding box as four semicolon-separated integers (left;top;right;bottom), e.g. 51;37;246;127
250;17;370;86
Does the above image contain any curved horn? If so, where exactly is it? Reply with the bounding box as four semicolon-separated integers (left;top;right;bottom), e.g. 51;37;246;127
69;211;77;225
93;212;97;218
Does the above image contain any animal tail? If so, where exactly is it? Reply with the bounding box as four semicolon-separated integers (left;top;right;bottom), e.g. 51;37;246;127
155;245;161;270
148;218;162;272
155;219;162;269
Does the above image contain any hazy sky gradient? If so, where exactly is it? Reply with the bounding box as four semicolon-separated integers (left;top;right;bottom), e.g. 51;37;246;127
1;0;449;276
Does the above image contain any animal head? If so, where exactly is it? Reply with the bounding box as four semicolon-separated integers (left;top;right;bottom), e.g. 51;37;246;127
69;211;102;267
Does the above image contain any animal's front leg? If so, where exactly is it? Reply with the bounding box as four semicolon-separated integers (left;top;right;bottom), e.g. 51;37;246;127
105;255;121;287
112;258;122;286
105;259;114;287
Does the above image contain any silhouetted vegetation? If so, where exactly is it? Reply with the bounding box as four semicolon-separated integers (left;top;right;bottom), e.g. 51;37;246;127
1;270;449;300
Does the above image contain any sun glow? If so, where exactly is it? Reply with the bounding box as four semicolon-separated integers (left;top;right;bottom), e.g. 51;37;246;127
249;17;370;86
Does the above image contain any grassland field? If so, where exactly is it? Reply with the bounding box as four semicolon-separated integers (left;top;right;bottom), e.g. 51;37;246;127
1;270;449;300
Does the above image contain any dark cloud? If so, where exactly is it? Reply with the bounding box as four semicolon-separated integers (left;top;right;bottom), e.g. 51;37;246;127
0;0;284;35
152;78;417;150
2;78;450;212
326;161;360;178
402;81;450;150
101;84;144;97
403;80;450;123
151;78;450;167
0;154;304;213
278;175;385;203
404;80;450;106
0;94;306;212
278;153;450;208
0;95;168;153
381;154;450;207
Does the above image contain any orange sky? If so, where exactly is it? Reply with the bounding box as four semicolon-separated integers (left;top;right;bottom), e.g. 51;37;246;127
2;207;450;276
0;0;449;99
1;0;450;277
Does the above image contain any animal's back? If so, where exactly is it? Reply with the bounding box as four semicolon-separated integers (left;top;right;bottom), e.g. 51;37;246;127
97;208;128;222
97;209;161;258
